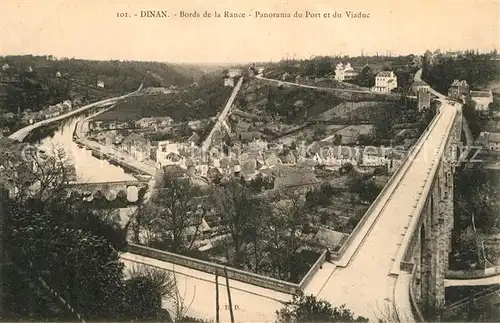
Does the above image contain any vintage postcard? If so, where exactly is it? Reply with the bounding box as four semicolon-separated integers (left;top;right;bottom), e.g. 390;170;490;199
0;0;499;322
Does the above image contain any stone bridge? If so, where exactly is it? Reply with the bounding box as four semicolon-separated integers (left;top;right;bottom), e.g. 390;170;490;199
65;180;149;205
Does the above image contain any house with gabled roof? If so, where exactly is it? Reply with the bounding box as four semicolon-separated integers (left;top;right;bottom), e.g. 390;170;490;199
448;79;470;99
121;133;151;161
371;71;398;93
187;132;200;145
273;167;319;190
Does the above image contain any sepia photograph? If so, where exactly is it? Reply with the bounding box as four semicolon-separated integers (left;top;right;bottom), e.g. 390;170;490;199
0;0;499;322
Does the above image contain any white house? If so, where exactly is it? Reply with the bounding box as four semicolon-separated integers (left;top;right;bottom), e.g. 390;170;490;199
228;68;242;78
156;141;182;166
470;90;493;113
97;80;105;88
136;116;174;129
362;147;391;166
62;100;72;111
371;71;398;93
316;145;361;167
334;63;357;82
223;77;235;87
488;133;500;152
120;134;150;161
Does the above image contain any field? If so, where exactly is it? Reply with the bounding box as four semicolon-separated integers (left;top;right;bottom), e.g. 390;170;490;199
313;101;393;123
94;77;231;122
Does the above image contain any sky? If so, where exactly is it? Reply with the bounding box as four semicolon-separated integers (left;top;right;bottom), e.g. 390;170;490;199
1;0;499;64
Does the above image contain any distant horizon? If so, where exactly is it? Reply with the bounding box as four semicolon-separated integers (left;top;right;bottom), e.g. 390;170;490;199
1;47;496;66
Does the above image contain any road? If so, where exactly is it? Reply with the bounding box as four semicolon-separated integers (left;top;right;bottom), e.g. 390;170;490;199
255;74;419;100
120;252;289;322
255;74;373;93
9;86;141;142
302;98;458;321
444;275;500;287
201;77;243;151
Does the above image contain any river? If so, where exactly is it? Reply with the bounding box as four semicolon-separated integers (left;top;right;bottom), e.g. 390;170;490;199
37;115;138;225
37;116;136;183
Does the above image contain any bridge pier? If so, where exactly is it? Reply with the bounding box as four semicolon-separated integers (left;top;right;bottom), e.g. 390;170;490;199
414;111;461;320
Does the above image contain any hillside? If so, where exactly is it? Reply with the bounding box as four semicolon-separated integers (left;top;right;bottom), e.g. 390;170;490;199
425;54;500;93
94;75;231;122
0;55;202;114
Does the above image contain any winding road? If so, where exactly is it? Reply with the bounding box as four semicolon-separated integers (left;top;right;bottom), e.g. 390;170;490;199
9;85;142;142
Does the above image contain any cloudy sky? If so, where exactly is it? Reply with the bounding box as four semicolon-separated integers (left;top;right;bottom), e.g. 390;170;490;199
1;0;499;63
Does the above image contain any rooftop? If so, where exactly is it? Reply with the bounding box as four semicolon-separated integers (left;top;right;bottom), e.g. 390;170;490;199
316;227;347;250
470;90;493;98
451;79;469;87
376;71;394;78
489;132;500;143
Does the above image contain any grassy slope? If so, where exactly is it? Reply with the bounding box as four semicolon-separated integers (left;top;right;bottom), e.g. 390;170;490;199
94;76;231;122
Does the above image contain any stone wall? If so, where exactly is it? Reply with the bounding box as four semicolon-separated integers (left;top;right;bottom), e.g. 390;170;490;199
127;243;326;294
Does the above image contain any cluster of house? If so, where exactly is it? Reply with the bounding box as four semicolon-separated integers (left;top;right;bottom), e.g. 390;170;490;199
223;68;244;87
0;99;80;127
248;65;266;78
333;62;399;93
24;100;77;124
88;116;175;132
154;137;405;189
448;79;494;114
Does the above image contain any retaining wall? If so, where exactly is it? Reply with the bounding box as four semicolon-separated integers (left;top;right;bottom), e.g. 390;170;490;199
127;243;326;295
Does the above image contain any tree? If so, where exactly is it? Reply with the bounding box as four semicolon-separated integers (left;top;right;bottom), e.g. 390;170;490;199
4;199;125;320
421;51;431;81
212;180;266;267
267;189;318;281
357;134;373;146
339;162;354;175
139;172;207;253
348;175;382;204
312;124;327;141
1;147;174;322
177;122;193;138
458;228;479;266
455;168;500;235
373;106;395;140
1;144;73;203
39;196;127;250
276;292;368;323
124;264;175;321
355;65;374;87
332;133;342;145
305;183;340;210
